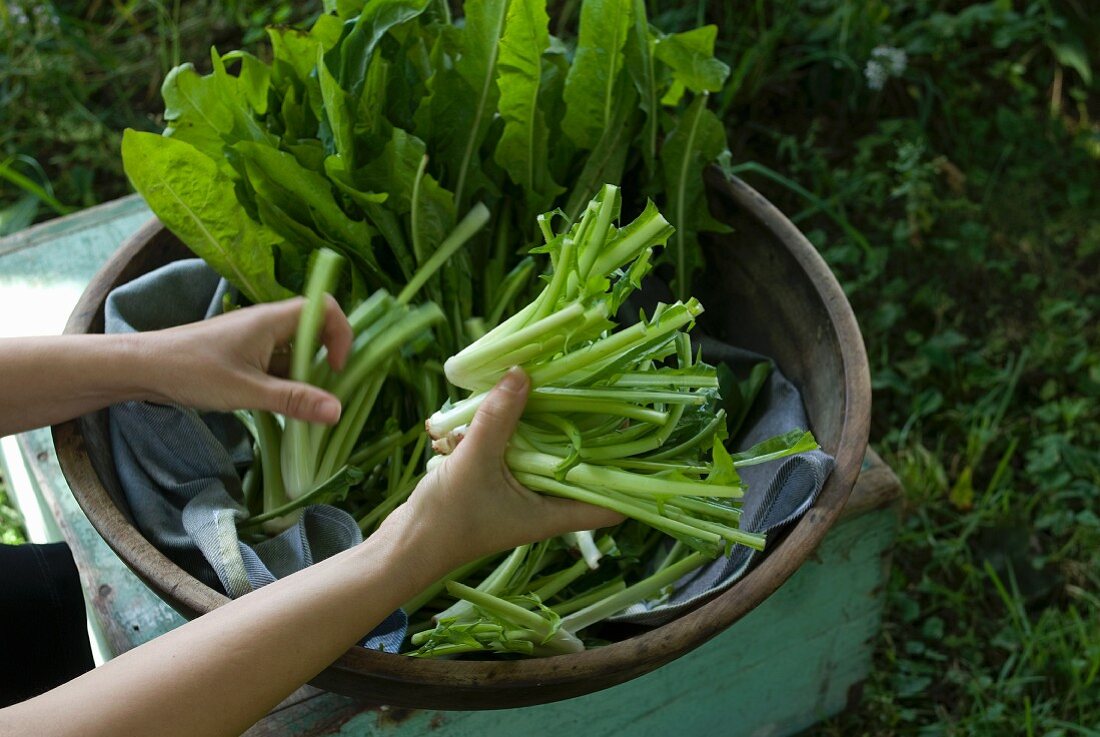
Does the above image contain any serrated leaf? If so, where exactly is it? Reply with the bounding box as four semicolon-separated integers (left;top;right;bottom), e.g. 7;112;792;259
660;93;731;299
268;14;345;85
561;0;633;150
222;50;272;115
495;0;563;212
210;48;278;148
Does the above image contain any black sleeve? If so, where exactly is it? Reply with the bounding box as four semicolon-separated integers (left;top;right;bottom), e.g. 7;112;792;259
0;542;95;707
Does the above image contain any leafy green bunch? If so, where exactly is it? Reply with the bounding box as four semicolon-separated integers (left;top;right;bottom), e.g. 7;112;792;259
120;0;734;342
427;184;817;557
115;0;824;657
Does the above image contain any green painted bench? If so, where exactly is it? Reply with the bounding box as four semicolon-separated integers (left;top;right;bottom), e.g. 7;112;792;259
0;197;899;736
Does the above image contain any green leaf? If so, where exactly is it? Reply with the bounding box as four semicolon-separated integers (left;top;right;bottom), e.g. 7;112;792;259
624;0;658;174
730;429;819;467
561;0;633;151
318;49;356;165
538;38;574;195
239;464;364;531
326;0;367;19
0;194;38;236
121;130;290;305
562;83;639;221
379;24;435;133
706;437;741;487
659;93;730;299
494;0;563;212
268;14;345;85
948;466;974;511
416;0;508;209
654;25;730;99
254;195;336;256
222;51;272;115
354;49;396;150
236;143;371;244
334;127;454;277
718;360;772;439
355;127;434;213
409;154;458;265
324;155;389;209
1051;37;1092;86
334;0;433;98
209;48;278;148
161;63;233;160
277;84;314;143
267;16;345;125
233;141;389;288
0;157;73;216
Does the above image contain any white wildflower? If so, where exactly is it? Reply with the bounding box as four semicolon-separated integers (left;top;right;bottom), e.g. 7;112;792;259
31;2;59;28
872;45;908;75
865;45;908;90
864;60;887;90
6;2;29;25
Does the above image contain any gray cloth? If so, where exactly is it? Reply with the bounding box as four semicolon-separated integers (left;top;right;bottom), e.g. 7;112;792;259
612;337;834;625
106;259;406;653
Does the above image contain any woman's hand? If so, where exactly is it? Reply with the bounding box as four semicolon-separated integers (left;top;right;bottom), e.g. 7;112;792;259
0;297;352;436
382;367;625;569
139;296;353;424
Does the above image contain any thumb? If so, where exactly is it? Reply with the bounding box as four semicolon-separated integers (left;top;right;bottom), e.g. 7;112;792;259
251;376;342;424
460;367;529;458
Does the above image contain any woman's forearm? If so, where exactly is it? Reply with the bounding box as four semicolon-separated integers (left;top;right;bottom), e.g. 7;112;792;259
0;360;619;737
0;516;450;737
0;297;355;437
0;335;158;436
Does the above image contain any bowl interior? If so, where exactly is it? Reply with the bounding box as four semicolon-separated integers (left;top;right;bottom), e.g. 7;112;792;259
698;193;845;454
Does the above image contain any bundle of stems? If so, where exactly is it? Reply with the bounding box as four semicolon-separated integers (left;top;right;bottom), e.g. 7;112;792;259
238;204;490;534
411;186;817;656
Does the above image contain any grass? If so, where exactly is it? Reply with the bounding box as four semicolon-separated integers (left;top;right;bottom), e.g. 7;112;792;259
0;471;26;545
0;0;316;233
2;0;1098;732
659;1;1100;733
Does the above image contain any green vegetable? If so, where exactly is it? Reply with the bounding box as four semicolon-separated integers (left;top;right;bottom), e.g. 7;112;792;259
427;185;813;558
119;1;822;657
120;131;290;306
407;188;818;656
240;201;488;532
121;0;734;318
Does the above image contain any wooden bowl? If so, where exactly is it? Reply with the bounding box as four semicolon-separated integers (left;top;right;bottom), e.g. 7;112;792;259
52;172;870;709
